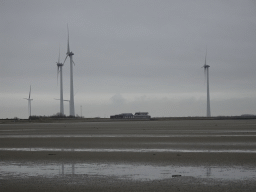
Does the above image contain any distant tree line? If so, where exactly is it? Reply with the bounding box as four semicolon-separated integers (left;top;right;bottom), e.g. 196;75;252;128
29;113;83;120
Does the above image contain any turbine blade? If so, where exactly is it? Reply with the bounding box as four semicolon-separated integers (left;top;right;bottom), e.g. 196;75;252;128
28;101;30;116
72;60;75;66
67;24;70;54
204;47;207;84
58;46;61;63
63;55;68;65
204;67;207;84
29;85;31;99
204;46;207;67
57;66;60;86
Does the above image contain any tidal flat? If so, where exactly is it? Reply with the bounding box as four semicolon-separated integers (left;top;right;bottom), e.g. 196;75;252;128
1;119;256;191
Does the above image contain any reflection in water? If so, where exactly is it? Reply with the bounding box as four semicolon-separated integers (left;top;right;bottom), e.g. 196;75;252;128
206;167;211;177
62;163;64;175
0;162;255;181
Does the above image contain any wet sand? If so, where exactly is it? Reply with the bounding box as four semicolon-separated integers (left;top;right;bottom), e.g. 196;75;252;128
1;119;256;191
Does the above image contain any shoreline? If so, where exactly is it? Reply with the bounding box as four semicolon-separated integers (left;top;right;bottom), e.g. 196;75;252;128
1;115;256;124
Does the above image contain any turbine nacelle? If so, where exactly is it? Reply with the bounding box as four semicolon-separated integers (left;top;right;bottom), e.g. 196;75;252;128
56;46;63;67
63;53;75;66
202;47;210;69
64;25;75;64
56;46;64;85
56;48;64;85
67;51;74;56
56;63;63;85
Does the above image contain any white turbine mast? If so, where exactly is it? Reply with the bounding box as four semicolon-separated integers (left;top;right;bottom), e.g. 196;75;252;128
63;25;75;117
56;47;64;116
202;49;211;117
23;85;33;118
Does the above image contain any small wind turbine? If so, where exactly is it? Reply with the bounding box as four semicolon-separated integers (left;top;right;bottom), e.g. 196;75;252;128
63;25;76;117
202;49;211;117
56;47;64;116
24;85;33;118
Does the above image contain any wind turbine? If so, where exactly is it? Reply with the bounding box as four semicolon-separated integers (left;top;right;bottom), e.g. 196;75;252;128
56;47;64;116
23;85;33;118
202;49;211;117
63;25;75;117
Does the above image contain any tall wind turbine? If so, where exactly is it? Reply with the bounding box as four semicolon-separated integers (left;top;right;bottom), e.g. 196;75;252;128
202;50;211;117
56;48;64;116
24;85;33;118
63;25;76;117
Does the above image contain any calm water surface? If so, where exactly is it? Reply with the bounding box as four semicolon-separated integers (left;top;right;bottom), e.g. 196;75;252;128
1;162;255;181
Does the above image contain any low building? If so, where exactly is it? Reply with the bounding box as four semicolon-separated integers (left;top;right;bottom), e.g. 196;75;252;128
134;112;151;119
110;112;151;119
110;113;134;119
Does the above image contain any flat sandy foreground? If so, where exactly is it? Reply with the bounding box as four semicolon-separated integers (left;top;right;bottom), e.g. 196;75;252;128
1;119;256;191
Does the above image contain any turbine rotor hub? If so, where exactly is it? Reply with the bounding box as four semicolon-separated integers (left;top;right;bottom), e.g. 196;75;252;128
67;52;74;56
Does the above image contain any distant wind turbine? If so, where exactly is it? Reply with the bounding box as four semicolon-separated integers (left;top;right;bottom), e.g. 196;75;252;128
56;47;64;116
63;25;76;117
23;85;33;118
202;49;211;117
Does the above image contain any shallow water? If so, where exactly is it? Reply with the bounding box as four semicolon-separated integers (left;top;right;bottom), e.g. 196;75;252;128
0;162;255;181
1;120;256;187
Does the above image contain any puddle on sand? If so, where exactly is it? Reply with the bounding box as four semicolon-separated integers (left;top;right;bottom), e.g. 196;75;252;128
1;147;256;153
0;162;255;181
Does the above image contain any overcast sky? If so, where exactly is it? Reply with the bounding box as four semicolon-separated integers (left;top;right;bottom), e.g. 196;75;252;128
1;0;256;119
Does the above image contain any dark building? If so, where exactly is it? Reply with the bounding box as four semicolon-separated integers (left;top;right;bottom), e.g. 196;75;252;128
134;112;151;119
110;113;134;119
110;112;150;119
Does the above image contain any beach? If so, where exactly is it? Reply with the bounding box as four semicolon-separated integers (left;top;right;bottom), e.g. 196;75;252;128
1;119;256;191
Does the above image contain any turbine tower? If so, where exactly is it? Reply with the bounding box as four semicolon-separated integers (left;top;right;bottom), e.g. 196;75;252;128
56;48;64;116
23;85;33;118
63;25;76;117
203;50;211;117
